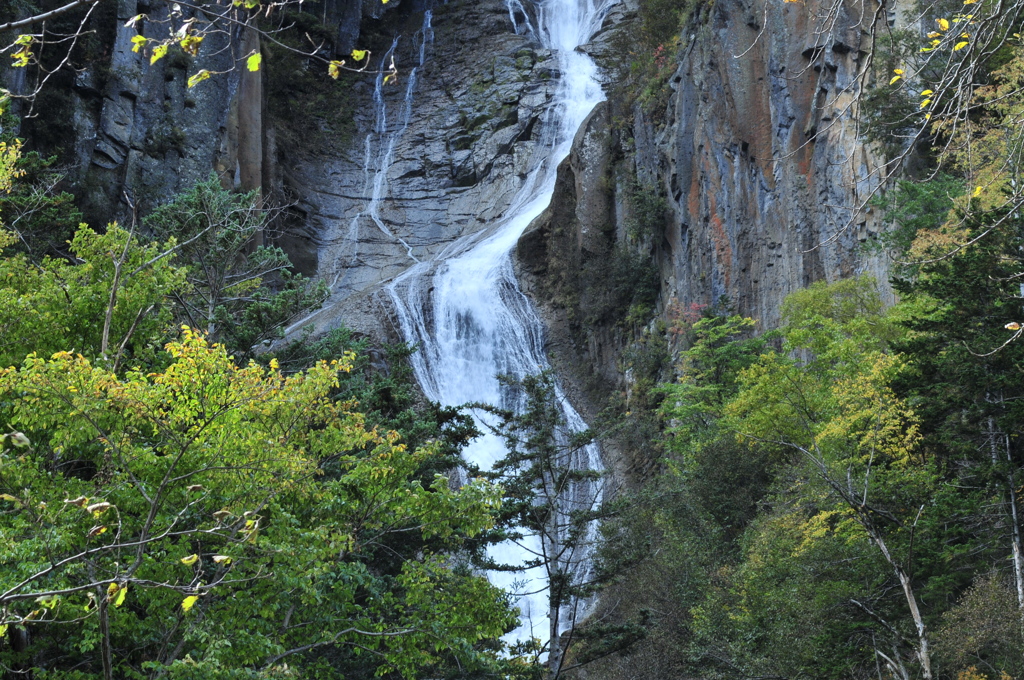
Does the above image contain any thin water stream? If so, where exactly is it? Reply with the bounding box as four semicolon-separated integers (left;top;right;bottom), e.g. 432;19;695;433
330;13;432;291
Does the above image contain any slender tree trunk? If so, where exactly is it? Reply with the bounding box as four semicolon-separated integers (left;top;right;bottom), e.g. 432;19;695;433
867;529;932;680
97;587;113;680
1003;432;1024;615
987;416;1024;615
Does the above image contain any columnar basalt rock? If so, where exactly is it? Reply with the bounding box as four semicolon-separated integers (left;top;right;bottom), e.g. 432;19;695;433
517;0;898;403
650;0;893;330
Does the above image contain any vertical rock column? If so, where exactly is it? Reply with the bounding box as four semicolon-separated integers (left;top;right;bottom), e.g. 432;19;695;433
236;26;264;244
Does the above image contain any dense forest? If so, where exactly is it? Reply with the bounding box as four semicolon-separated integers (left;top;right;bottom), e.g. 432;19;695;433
2;0;1024;677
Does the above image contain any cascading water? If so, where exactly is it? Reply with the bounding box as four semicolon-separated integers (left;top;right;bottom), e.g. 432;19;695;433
385;0;614;657
329;12;432;292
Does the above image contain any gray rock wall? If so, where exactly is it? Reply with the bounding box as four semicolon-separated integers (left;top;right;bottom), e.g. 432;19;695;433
289;0;561;336
648;0;894;330
520;0;897;350
516;0;899;407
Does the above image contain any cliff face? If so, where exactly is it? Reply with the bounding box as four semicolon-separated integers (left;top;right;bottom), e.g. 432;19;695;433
11;0;895;345
647;0;893;327
517;0;897;408
8;0;397;255
285;0;560;336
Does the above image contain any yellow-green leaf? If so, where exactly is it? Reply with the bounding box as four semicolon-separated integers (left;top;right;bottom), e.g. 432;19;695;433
920;98;932;108
0;624;6;637
11;41;32;68
351;49;368;61
187;70;211;88
151;44;168;65
920;89;933;96
973;185;983;197
107;582;120;599
131;34;148;53
937;17;950;30
182;595;199;612
114;585;127;607
953;40;969;50
246;52;262;72
889;75;902;85
212;555;232;565
179;34;203;57
181;553;199;565
328;60;345;79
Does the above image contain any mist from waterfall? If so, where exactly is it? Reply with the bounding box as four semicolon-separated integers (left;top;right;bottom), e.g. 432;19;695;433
385;0;614;653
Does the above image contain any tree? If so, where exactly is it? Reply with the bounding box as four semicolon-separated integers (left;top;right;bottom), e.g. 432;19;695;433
724;277;939;680
145;176;328;364
0;329;521;679
0;224;186;371
891;203;1024;630
474;372;605;677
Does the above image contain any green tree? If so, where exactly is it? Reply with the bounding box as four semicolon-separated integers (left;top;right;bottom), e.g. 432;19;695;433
891;203;1024;666
475;372;605;675
0;224;185;371
145;176;327;364
0;329;521;679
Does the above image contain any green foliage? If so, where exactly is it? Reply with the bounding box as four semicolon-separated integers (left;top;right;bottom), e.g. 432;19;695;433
145;176;328;363
0;147;83;259
625;180;668;243
474;372;605;668
602;271;1024;679
0;330;523;679
270;326;481;480
582;245;660;328
933;572;1024;672
866;173;963;264
0;224;185;369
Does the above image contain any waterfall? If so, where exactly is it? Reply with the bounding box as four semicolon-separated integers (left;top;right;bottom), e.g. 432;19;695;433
330;13;433;292
385;0;614;656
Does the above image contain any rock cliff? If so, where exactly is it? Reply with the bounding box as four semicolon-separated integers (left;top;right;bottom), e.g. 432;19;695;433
517;0;898;412
8;0;897;345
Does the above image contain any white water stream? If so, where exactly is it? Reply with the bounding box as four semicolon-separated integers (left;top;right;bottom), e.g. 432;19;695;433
384;0;614;652
330;13;432;292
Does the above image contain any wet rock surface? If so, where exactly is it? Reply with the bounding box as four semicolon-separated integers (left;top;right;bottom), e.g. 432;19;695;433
289;0;560;337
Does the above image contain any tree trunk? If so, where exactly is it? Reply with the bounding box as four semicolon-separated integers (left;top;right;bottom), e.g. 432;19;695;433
868;529;932;680
97;587;113;680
